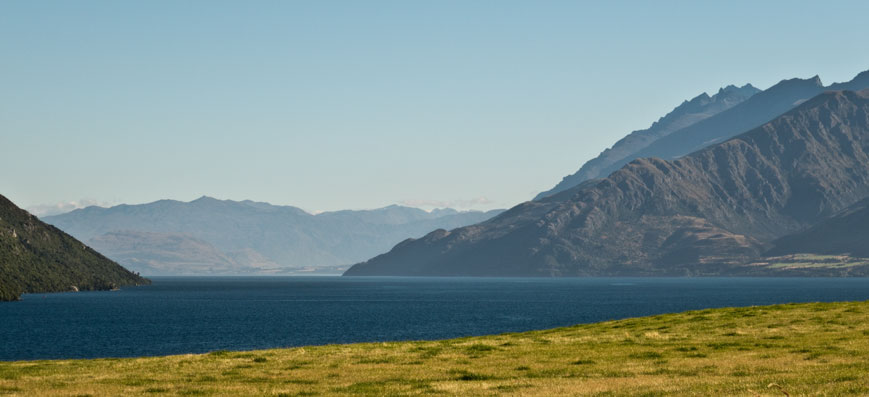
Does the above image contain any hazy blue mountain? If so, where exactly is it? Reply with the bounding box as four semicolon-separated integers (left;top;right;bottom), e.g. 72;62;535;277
0;194;148;301
537;84;760;199
44;198;503;275
537;69;869;199
87;231;259;276
345;89;869;276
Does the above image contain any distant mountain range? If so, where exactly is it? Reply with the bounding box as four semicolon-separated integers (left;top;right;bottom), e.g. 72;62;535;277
346;88;869;276
44;198;503;275
0;194;148;301
537;70;869;199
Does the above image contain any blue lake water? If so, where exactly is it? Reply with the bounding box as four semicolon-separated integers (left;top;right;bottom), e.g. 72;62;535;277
2;276;869;361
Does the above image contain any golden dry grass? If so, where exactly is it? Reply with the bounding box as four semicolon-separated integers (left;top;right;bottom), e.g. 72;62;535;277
2;301;869;396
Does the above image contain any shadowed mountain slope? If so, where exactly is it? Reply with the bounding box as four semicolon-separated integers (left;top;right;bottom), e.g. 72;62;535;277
0;194;148;301
537;70;869;199
767;198;869;258
346;89;869;276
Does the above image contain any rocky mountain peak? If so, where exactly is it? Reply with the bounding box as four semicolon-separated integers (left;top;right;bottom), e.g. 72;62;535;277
768;75;824;92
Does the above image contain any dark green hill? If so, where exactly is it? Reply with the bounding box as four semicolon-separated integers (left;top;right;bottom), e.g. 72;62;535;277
0;194;149;301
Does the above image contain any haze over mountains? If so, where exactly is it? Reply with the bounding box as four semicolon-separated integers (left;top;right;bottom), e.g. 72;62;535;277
44;197;502;275
537;70;869;199
346;86;869;276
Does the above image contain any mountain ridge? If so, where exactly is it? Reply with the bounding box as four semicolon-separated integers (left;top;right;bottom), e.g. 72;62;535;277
536;83;760;199
537;69;869;200
346;89;869;276
45;197;504;275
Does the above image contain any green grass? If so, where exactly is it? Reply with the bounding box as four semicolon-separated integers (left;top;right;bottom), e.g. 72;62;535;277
761;254;869;269
3;301;869;395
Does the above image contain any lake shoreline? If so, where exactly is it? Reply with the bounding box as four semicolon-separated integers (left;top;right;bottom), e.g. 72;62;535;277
4;277;869;361
2;300;867;395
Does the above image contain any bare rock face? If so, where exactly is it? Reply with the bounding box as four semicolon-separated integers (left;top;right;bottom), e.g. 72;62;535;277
346;89;869;276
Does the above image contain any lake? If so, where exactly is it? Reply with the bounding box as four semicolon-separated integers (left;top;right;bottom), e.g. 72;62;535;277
3;276;869;360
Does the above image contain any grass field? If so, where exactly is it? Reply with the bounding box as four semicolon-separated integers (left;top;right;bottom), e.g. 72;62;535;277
2;301;869;396
755;254;869;270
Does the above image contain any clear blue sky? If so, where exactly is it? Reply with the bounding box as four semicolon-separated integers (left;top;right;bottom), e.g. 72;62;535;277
2;1;868;215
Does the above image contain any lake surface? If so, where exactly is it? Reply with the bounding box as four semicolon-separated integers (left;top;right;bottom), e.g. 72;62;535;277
3;277;869;360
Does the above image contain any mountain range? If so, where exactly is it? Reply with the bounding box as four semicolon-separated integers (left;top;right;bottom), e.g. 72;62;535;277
345;88;869;276
44;198;502;275
537;70;869;199
14;69;869;283
0;194;148;301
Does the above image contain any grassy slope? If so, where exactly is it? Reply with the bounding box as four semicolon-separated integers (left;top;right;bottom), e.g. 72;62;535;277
2;301;869;396
755;254;869;270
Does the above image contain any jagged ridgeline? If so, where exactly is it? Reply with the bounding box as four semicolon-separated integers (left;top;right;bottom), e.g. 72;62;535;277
536;83;760;199
0;194;149;301
345;89;869;276
537;70;869;200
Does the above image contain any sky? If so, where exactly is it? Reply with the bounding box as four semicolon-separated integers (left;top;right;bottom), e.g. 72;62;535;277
2;1;869;215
